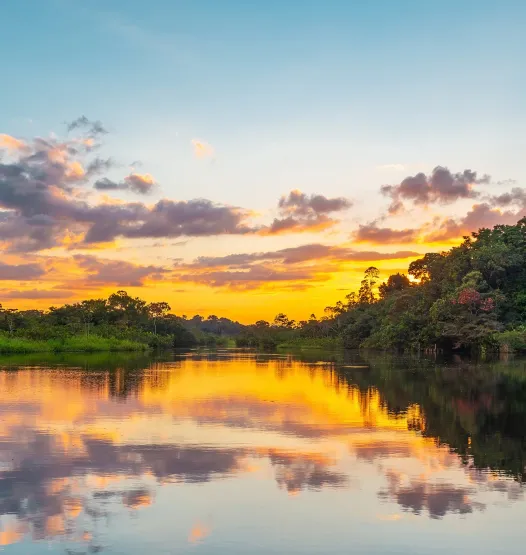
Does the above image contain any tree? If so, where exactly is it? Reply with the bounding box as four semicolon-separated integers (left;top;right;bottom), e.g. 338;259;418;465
273;313;296;329
378;273;411;299
148;302;171;335
408;252;447;283
79;299;107;337
108;290;148;328
2;308;18;335
358;266;380;304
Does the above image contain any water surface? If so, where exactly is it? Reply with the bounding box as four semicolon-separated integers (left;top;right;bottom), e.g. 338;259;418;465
0;350;525;554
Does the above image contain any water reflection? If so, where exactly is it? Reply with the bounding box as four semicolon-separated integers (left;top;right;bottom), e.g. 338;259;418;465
0;350;524;552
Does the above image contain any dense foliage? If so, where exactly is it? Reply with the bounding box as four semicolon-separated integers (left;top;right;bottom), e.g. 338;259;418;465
0;290;244;351
238;218;526;352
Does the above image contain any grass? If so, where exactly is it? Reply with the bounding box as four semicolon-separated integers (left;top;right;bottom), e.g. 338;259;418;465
0;335;148;354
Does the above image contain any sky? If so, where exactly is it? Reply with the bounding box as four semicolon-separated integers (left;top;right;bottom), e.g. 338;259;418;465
0;0;525;322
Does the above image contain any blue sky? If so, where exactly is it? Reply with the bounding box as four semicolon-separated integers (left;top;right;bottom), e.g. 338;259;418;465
2;0;525;209
0;1;525;320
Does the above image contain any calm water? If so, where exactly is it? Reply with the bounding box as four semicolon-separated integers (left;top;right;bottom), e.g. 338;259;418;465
0;350;525;554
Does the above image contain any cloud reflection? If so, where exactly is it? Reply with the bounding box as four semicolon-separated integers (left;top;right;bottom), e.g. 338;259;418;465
0;353;523;548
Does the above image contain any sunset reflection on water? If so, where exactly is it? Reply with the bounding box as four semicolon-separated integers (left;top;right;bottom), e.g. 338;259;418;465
0;351;524;554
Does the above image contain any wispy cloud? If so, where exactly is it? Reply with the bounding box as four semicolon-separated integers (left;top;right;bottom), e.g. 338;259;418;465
191;139;215;159
175;243;420;290
0;289;74;300
94;173;157;195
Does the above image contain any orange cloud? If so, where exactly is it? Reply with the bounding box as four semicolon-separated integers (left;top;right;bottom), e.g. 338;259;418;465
66;160;86;180
191;139;215;159
45;514;65;536
0;134;26;152
423;203;526;243
122;489;153;510
64;498;83;519
0;523;27;546
188;521;211;543
125;172;155;187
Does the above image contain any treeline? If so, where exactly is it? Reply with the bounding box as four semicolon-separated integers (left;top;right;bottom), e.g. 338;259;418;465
0;290;244;350
237;218;526;353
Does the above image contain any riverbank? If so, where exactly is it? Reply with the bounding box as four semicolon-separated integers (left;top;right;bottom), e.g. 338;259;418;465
277;337;344;350
0;335;149;354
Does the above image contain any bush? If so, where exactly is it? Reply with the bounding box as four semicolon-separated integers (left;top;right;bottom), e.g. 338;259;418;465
494;328;526;353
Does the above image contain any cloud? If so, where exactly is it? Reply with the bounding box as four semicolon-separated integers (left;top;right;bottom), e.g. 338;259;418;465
179;263;325;290
0;134;27;153
424;203;526;242
86;157;114;177
353;223;419;244
263;449;347;494
266;215;336;234
381;166;491;212
73;255;168;286
266;189;352;234
0;261;45;280
1;122;368;252
189;244;420;269
495;178;517;187
94;172;156;195
83;199;258;244
487;187;526;208
354;441;412;461
176;244;420;290
66;116;107;137
378;479;485;519
278;190;351;216
122;488;153;510
353;197;526;245
0;126;259;251
0;423;245;542
0;289;74;300
191;139;214;159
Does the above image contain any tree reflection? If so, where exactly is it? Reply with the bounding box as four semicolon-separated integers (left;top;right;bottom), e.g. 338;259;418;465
344;351;526;481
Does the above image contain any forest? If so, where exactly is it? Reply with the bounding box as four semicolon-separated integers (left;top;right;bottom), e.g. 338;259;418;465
238;217;526;353
0;218;525;354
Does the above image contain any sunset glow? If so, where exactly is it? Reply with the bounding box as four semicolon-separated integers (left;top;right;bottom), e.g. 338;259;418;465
0;6;523;322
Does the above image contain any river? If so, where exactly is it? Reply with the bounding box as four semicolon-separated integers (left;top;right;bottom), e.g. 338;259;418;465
0;349;525;554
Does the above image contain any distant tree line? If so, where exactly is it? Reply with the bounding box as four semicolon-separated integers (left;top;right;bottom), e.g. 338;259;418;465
0;290;244;349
